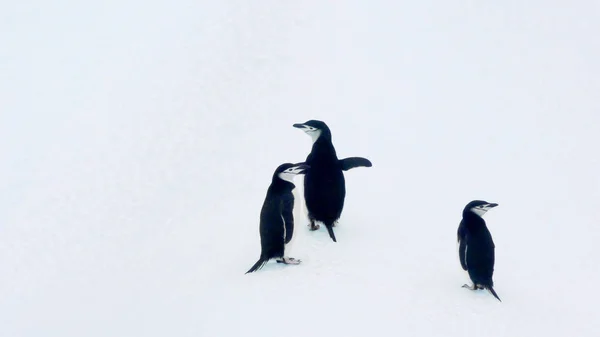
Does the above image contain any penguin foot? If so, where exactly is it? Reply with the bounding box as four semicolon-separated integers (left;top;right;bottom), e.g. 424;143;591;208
462;283;477;290
308;221;320;230
462;283;485;290
276;257;301;265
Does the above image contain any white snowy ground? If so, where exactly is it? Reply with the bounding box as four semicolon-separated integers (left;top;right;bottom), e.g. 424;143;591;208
1;1;599;336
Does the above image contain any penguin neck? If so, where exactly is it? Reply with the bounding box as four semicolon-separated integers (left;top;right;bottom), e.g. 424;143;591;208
462;212;486;230
270;178;295;193
316;128;332;142
311;135;338;161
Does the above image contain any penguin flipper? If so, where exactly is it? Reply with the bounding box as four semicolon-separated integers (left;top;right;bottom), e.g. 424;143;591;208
282;194;295;244
339;157;372;171
458;237;468;271
457;224;468;271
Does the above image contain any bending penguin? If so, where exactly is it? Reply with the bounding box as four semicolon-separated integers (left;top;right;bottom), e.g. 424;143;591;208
457;200;501;301
246;162;309;274
293;120;372;242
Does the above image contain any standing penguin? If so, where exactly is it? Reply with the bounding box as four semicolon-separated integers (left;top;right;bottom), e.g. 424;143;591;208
246;162;309;274
293;120;372;242
457;200;501;301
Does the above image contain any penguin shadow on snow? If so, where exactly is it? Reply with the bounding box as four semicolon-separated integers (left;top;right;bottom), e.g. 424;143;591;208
293;120;373;243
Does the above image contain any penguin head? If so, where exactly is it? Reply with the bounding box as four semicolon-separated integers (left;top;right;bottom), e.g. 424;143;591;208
464;200;498;217
293;120;331;143
275;162;310;183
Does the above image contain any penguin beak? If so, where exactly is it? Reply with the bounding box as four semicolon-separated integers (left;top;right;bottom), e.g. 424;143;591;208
294;163;310;174
293;123;306;129
480;203;498;212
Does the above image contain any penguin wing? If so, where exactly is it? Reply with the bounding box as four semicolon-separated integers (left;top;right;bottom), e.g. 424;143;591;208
282;192;295;244
458;223;468;270
339;157;372;171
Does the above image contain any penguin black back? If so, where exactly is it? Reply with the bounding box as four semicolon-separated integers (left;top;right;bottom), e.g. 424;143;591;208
293;120;372;242
457;200;501;301
246;163;308;274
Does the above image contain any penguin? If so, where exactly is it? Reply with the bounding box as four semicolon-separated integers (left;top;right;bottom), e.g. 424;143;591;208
246;162;310;274
293;120;372;242
457;200;501;301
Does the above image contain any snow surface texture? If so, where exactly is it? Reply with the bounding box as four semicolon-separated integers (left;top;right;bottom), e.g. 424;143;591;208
2;1;600;336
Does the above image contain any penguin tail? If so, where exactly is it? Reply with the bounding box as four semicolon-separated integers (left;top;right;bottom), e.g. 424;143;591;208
486;286;502;302
245;257;268;274
325;224;337;242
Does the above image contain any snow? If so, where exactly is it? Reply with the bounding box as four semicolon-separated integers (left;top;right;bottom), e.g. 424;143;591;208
1;1;599;336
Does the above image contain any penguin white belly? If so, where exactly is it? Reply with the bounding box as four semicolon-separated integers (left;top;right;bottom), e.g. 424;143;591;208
292;176;309;223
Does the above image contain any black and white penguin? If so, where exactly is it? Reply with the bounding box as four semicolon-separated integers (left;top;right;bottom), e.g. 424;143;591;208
457;200;501;301
293;120;372;242
246;162;309;274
